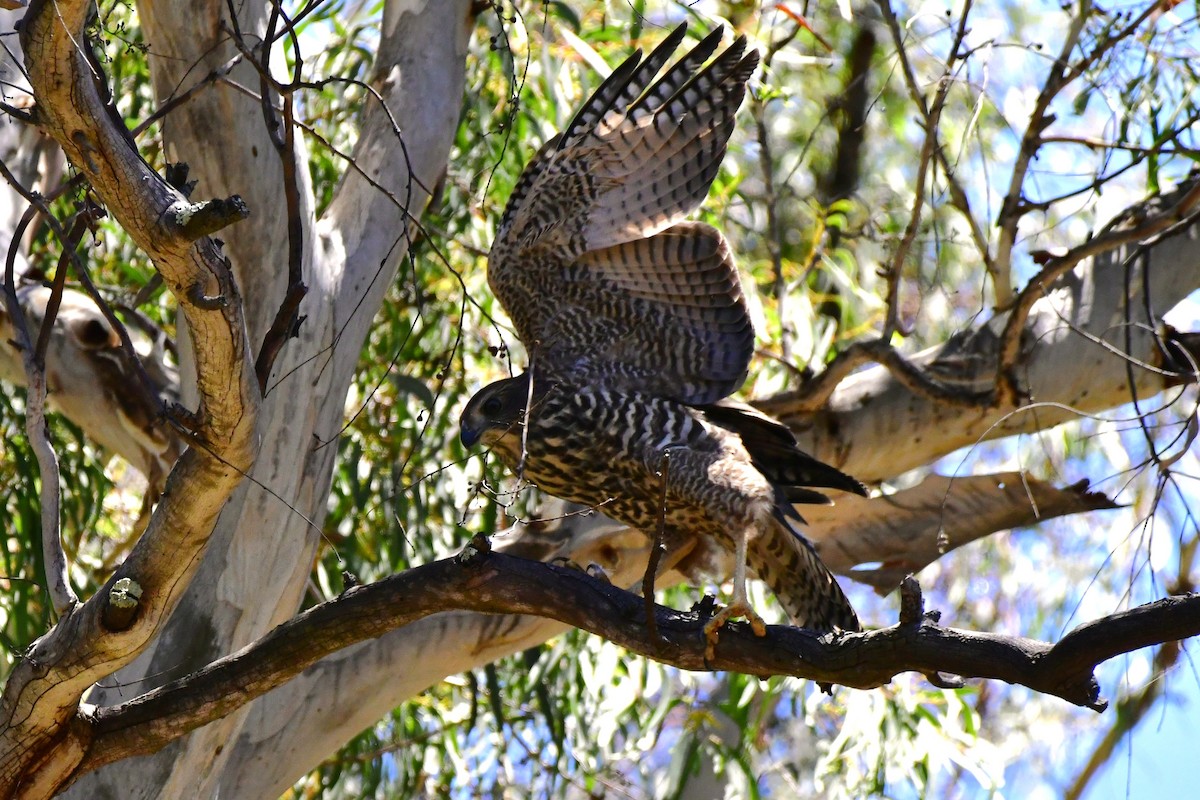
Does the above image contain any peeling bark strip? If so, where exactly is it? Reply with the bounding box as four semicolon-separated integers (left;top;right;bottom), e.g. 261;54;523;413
1;0;259;795
47;551;1200;791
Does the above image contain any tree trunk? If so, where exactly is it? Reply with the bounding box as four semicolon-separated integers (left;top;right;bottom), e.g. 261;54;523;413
62;0;474;796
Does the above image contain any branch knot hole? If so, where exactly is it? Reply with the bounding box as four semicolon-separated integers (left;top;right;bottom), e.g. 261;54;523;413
104;577;143;630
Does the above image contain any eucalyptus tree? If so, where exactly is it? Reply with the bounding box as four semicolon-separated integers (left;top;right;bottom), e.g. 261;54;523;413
0;1;1197;798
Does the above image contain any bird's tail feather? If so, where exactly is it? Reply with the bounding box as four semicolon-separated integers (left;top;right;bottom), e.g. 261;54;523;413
749;516;861;633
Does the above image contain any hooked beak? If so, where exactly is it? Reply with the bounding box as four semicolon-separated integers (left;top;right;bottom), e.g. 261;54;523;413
460;424;480;448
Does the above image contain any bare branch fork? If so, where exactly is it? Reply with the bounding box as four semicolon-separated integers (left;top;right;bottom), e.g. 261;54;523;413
45;550;1200;791
0;0;260;792
221;0;310;389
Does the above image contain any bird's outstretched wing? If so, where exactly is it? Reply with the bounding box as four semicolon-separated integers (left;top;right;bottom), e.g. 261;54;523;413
488;25;759;404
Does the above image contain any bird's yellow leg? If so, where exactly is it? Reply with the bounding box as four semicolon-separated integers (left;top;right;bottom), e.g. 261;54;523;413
704;525;768;660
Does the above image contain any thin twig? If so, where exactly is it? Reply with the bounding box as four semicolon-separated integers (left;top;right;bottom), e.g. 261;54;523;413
1064;531;1197;800
877;0;973;339
752;24;802;363
33;211;91;366
130;56;243;139
644;450;671;641
1039;133;1200;157
879;0;999;300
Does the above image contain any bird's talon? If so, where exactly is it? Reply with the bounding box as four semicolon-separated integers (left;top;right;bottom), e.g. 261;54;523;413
585;562;610;583
701;601;767;659
549;556;582;571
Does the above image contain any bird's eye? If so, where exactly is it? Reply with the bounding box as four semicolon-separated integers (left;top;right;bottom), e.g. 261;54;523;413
482;396;503;415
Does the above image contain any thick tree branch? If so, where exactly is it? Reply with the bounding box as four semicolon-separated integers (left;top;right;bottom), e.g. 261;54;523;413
760;198;1200;482
0;0;260;793
52;550;1200;789
995;180;1200;404
769;181;1200;421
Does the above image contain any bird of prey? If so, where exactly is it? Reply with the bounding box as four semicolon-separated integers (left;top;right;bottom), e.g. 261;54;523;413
461;24;865;648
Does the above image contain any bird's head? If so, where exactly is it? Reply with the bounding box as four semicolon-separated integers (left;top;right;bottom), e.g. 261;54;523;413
460;373;531;456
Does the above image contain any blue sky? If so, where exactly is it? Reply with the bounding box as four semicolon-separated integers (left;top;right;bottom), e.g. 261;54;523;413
1084;667;1199;800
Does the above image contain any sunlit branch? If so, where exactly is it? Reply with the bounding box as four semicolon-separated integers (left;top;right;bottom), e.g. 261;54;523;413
996;180;1200;405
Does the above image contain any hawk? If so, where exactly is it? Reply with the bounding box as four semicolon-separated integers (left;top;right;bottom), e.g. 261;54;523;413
460;25;865;646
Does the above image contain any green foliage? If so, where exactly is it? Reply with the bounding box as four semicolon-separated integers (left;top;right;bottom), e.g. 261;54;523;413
0;390;49;659
0;391;114;668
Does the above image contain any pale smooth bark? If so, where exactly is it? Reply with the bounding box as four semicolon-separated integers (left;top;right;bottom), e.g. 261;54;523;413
70;0;474;797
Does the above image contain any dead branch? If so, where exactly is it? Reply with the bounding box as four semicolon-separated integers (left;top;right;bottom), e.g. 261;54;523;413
232;5;310;391
46;549;1200;792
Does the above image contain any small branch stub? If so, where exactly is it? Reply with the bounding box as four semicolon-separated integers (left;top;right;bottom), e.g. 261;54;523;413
898;575;924;625
458;532;492;565
164;162;197;197
104;577;143;630
169;196;249;241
